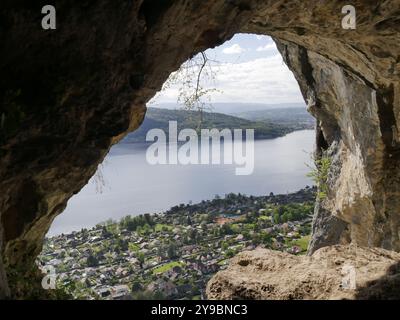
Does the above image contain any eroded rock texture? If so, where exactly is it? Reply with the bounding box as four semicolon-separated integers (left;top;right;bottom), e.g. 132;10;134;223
206;245;400;300
0;1;399;298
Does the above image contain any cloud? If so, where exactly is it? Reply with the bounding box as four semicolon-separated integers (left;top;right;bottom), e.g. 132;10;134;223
256;42;276;52
152;53;304;105
222;44;246;55
209;54;302;103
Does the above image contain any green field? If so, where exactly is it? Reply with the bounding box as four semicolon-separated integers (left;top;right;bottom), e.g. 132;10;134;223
152;261;184;274
154;223;174;232
292;235;311;251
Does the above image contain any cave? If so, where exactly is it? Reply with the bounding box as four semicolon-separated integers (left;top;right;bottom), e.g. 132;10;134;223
0;1;399;299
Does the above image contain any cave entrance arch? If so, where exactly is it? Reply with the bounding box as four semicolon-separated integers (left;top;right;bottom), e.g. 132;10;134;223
42;33;318;300
1;1;399;299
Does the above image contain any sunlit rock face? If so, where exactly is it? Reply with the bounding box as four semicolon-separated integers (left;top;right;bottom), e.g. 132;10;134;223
0;1;399;298
207;245;400;300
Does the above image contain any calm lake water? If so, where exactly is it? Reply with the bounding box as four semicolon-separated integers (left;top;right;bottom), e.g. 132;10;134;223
48;130;315;236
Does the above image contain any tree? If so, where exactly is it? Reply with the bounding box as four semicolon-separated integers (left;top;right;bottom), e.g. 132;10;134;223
221;223;233;235
189;229;198;243
144;213;154;226
167;243;178;259
252;234;261;246
262;233;272;246
117;238;128;251
131;280;142;293
101;225;112;238
225;249;235;258
206;213;214;224
150;51;220;130
137;252;145;269
86;254;98;267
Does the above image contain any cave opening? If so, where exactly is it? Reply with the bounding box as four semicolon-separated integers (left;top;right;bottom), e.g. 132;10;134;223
1;1;399;301
38;33;318;300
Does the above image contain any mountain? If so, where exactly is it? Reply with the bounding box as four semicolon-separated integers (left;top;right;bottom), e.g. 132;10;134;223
121;107;302;143
148;102;306;114
232;107;315;131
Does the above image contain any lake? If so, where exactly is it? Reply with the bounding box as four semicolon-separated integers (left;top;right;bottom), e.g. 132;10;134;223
48;130;315;236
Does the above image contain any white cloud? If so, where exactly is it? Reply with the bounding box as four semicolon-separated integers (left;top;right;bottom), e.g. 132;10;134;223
152;53;303;105
209;54;302;103
256;42;276;52
222;44;246;55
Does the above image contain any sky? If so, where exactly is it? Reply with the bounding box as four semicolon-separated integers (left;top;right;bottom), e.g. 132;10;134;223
149;33;304;106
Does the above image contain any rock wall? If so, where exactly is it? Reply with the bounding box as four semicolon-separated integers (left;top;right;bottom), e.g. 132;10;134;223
0;1;399;298
275;39;400;253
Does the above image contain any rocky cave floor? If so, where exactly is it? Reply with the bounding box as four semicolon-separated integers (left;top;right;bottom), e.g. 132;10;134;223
206;245;400;300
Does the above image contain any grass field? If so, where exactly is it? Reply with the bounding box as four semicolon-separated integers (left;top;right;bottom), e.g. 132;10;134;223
152;261;184;274
292;235;311;251
154;223;174;232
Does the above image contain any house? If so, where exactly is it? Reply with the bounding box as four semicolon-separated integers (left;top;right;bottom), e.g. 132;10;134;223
97;287;112;299
288;246;301;254
84;267;97;277
192;261;219;275
148;280;178;298
111;285;131;300
182;245;197;254
48;258;63;266
235;234;244;241
177;284;192;296
115;267;129;277
174;234;181;241
245;244;256;251
159;281;178;297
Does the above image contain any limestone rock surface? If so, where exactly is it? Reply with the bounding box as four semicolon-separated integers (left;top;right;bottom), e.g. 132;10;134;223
206;245;400;300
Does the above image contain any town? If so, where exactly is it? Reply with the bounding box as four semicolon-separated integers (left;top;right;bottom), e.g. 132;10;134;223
38;187;316;300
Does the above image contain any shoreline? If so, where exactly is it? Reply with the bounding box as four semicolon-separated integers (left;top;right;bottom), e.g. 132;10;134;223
46;186;316;239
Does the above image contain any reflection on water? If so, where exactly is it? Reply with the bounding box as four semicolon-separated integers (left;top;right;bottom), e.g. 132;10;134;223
48;130;315;236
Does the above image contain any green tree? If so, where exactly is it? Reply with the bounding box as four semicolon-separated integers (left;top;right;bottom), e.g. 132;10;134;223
86;254;98;267
225;249;235;258
167;243;178;259
137;252;145;269
131;280;143;293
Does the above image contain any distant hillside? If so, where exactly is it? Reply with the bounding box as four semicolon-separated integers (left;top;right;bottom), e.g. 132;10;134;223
122;107;301;143
233;108;315;131
149;102;306;114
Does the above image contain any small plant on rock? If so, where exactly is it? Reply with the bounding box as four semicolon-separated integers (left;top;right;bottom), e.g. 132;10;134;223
306;152;331;200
